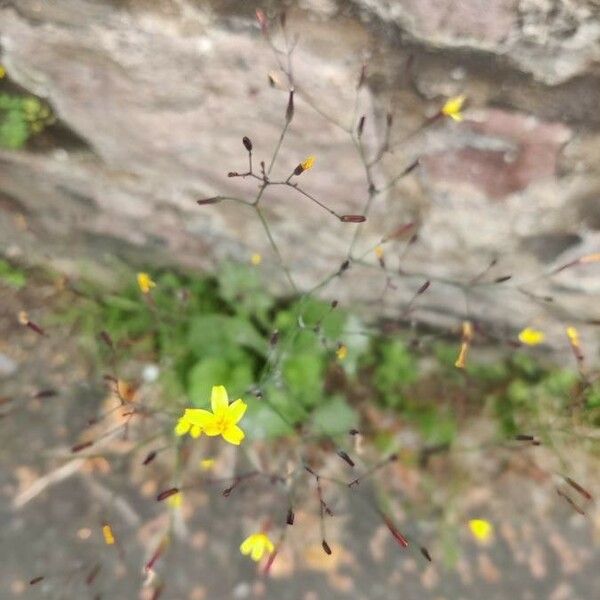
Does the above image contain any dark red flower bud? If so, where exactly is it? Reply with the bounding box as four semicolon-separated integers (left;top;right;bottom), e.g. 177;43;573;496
357;115;365;138
156;487;179;502
322;540;332;555
197;196;224;205
242;136;253;152
340;215;366;223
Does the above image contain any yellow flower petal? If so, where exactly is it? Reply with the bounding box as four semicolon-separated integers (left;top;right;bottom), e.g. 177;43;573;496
190;423;203;438
250;539;265;561
566;326;580;346
174;418;190;436
137;272;156;294
184;408;214;426
102;524;115;545
166;491;182;509
301;155;315;171
518;327;545;346
441;95;466;121
251;253;262;266
336;344;348;361
0;65;6;79
227;398;247;424
468;519;493;542
211;385;229;414
222;424;245;445
240;536;254;555
200;458;215;471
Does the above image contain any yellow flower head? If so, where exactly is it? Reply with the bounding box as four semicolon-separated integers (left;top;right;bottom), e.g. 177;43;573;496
200;458;215;471
566;326;580;347
166;491;183;509
0;65;6;79
137;272;156;294
441;95;466;122
336;344;348;361
518;327;545;346
174;385;247;445
374;245;384;260
301;155;315;171
102;523;115;545
250;253;262;266
240;532;275;562
468;518;494;543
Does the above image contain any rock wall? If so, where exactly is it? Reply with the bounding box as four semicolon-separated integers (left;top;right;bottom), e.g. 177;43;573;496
1;0;599;353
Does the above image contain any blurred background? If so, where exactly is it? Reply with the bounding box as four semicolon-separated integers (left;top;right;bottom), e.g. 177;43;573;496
1;1;599;599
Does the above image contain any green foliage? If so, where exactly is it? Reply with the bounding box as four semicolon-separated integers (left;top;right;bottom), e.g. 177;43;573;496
0;259;27;289
61;263;593;445
0;93;54;149
63;264;360;438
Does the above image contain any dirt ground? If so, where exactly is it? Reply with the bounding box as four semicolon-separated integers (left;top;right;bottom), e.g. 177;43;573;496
1;277;599;600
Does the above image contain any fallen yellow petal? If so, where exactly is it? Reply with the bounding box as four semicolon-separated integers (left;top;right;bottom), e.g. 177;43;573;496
200;458;215;471
468;519;493;542
102;524;115;545
441;95;466;121
566;326;580;347
518;327;545;346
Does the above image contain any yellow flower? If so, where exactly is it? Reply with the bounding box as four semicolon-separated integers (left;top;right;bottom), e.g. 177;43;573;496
102;523;115;545
174;408;205;438
174;385;247;445
0;65;6;79
166;491;183;509
301;155;315;171
137;272;156;294
468;519;494;543
336;344;348;361
441;95;466;122
240;532;275;562
518;327;545;346
251;253;262;266
566;326;580;347
374;246;384;260
200;458;215;471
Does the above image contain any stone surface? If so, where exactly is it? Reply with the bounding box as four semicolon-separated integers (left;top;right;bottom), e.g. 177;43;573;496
1;0;599;355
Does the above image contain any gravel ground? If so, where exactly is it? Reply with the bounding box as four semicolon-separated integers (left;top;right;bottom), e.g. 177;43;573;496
1;278;598;600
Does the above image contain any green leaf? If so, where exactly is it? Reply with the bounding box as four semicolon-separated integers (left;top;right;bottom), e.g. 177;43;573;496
282;352;323;408
311;396;358;436
188;314;267;359
187;357;253;406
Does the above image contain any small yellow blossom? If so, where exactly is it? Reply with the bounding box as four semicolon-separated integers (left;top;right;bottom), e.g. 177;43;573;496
102;524;115;545
0;65;6;79
441;95;466;122
240;532;275;562
137;272;156;294
468;519;494;543
301;155;315;171
518;327;545;346
251;253;262;266
336;344;348;361
566;326;580;347
174;385;247;445
374;245;384;260
166;491;183;509
200;458;215;471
